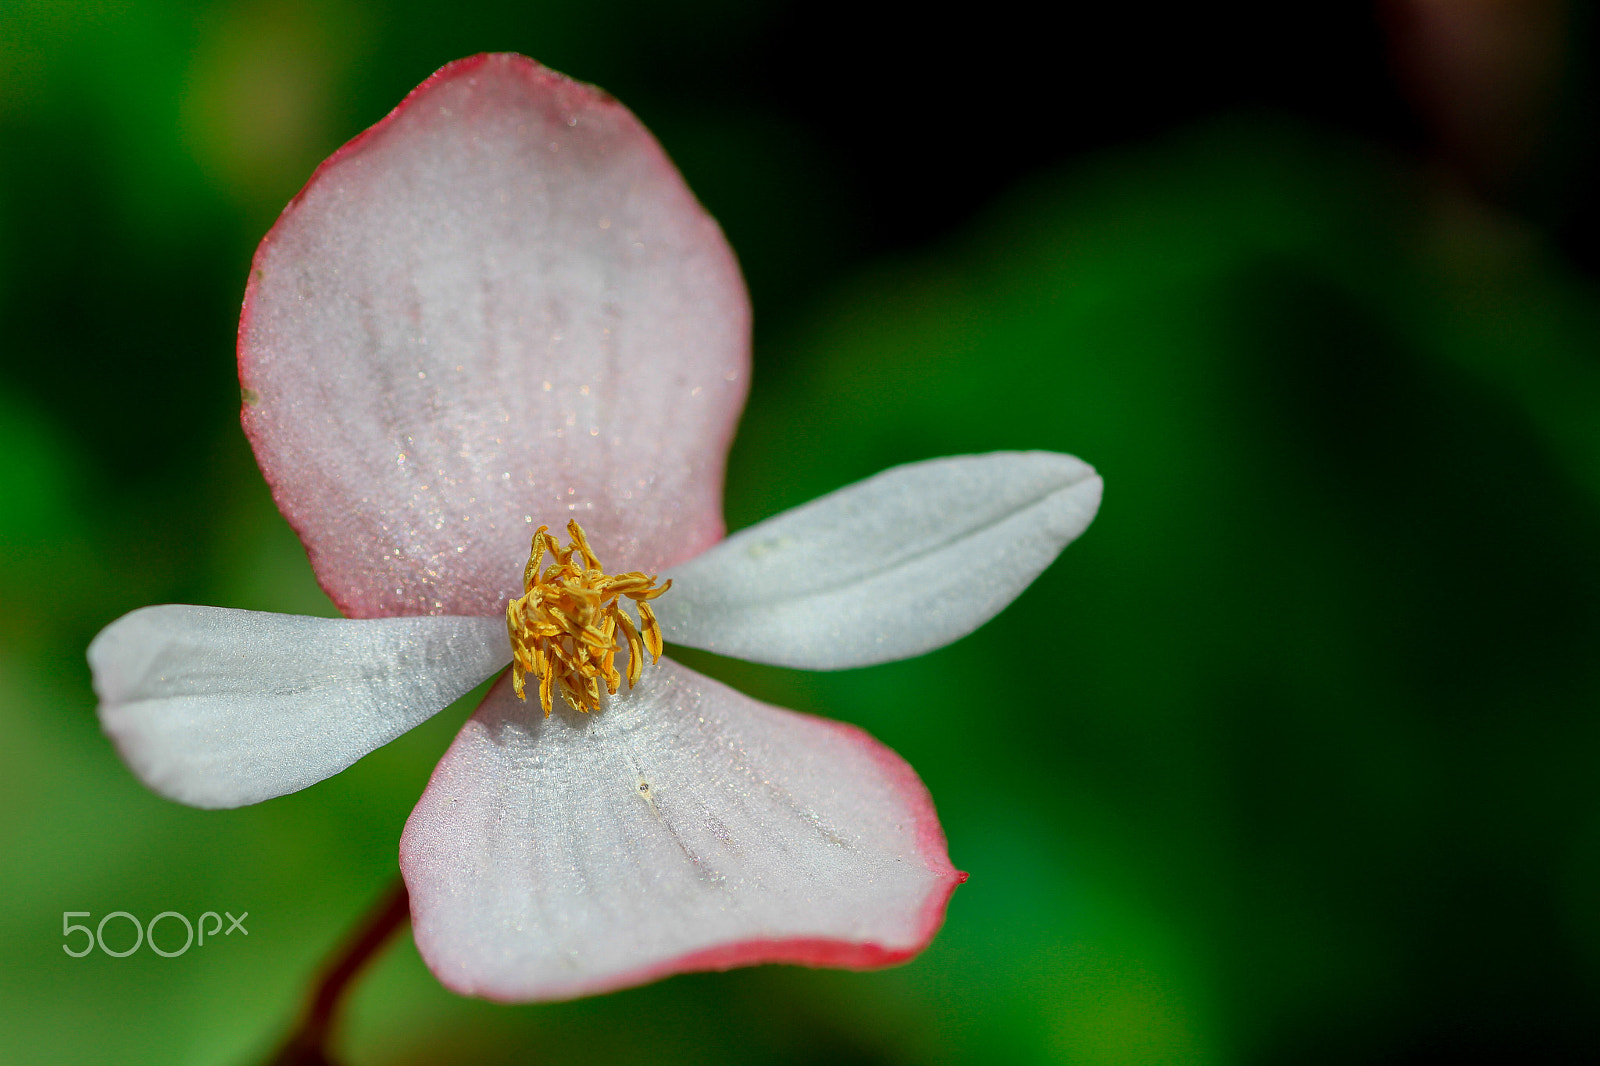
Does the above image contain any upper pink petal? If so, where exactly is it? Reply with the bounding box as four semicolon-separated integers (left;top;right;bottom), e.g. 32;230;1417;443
239;53;750;618
400;660;964;1003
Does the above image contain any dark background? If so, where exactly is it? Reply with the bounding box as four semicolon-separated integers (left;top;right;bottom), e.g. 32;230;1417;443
2;1;1598;1063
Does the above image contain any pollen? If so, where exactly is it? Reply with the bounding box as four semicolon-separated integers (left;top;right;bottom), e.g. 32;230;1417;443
506;520;671;716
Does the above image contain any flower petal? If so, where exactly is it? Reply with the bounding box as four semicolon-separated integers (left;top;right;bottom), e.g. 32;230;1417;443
660;451;1102;668
239;53;749;618
89;606;510;809
400;660;963;1002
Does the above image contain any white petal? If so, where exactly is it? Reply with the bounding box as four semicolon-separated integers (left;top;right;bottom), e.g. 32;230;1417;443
89;606;510;809
401;659;963;1002
659;451;1102;669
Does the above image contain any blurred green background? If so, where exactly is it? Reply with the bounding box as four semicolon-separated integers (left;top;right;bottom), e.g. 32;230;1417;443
3;1;1599;1063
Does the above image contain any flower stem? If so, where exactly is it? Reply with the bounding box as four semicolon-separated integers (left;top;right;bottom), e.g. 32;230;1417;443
266;876;411;1066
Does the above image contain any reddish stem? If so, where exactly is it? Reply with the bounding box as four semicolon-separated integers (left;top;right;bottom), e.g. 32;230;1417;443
267;877;411;1066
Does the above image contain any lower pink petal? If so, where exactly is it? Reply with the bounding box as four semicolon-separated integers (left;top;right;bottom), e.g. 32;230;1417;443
400;659;963;1002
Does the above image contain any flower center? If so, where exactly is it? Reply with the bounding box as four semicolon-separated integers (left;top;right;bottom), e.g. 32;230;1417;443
506;520;671;716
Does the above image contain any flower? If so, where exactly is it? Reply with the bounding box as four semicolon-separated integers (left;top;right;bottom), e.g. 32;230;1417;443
87;53;1103;1002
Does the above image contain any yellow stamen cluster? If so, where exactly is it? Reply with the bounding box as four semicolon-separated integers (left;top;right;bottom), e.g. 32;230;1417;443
506;520;671;716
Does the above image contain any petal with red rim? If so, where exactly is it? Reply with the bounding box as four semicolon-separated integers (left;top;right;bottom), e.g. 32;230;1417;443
90;606;509;809
240;53;749;618
401;659;963;1002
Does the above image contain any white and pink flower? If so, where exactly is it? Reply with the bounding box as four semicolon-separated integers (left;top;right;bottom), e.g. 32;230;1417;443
88;54;1101;1003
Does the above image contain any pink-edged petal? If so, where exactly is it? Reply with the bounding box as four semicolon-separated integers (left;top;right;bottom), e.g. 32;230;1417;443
400;659;963;1002
89;606;509;809
239;53;749;618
